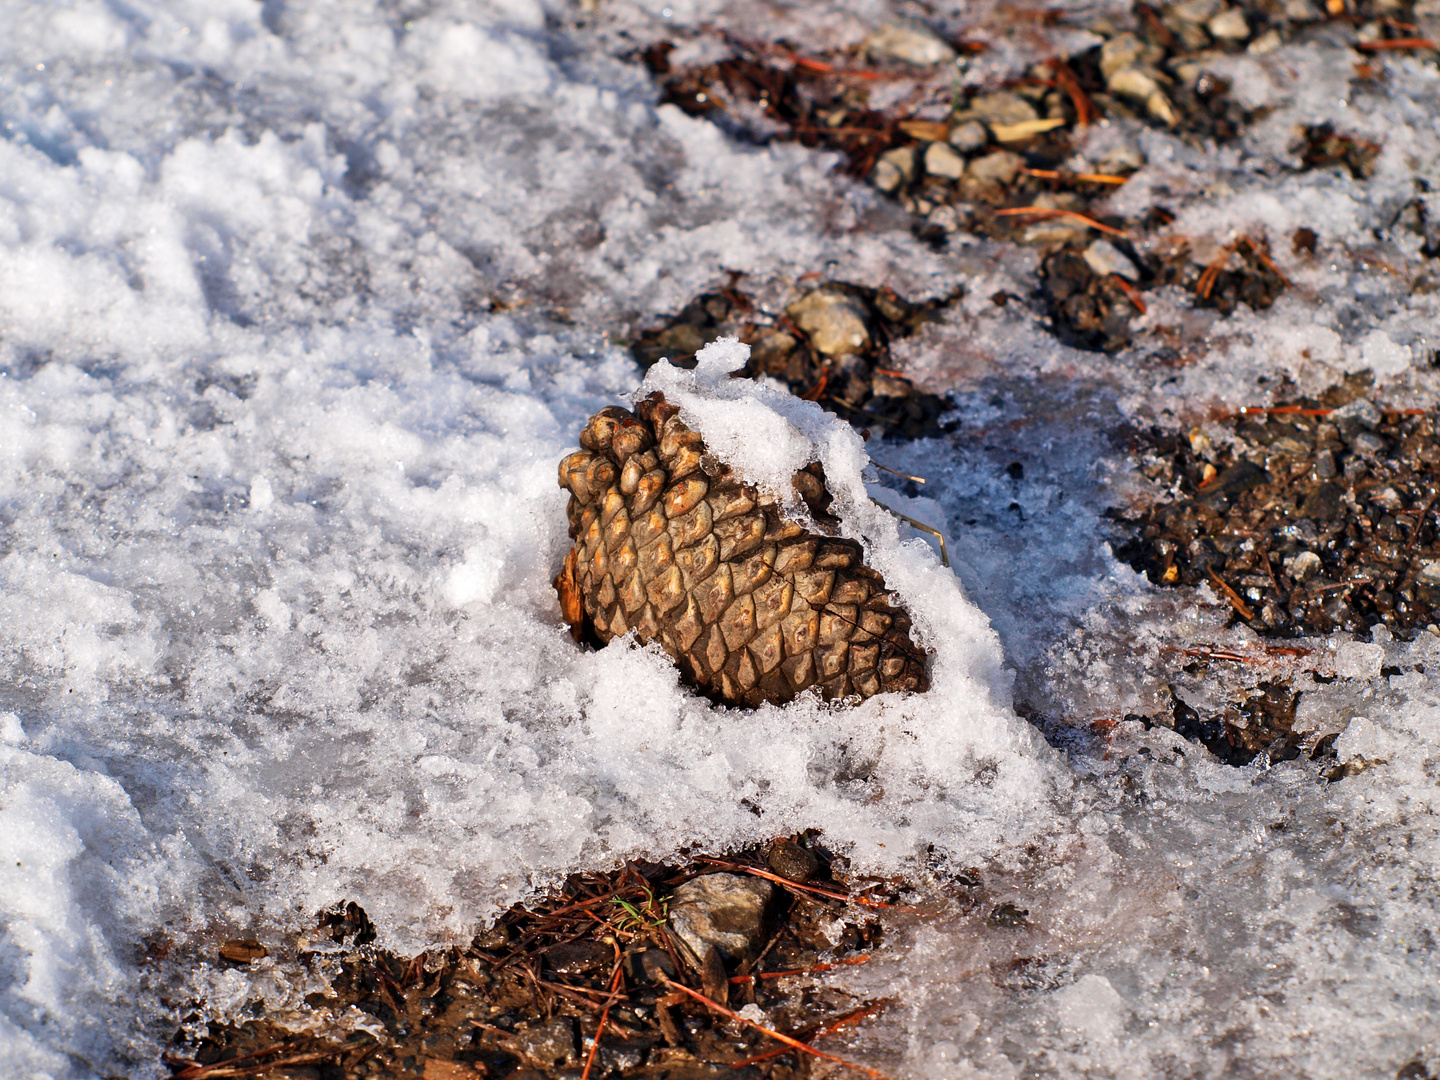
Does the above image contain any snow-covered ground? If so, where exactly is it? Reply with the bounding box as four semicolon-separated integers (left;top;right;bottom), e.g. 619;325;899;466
0;0;1437;1076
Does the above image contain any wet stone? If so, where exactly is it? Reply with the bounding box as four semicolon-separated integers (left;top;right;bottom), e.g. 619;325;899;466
767;840;821;883
667;873;774;965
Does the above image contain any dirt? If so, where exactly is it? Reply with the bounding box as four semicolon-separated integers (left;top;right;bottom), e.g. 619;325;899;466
164;844;909;1080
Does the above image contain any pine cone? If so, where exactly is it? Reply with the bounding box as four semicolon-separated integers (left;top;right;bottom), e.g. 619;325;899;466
555;392;929;706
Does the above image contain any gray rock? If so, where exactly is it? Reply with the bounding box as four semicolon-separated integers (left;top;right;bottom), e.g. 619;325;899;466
1100;34;1149;79
869;144;916;193
870;157;905;194
1169;19;1213;50
786;287;872;357
963;149;1025;187
1107;65;1161;102
1248;27;1283;53
964;92;1038;127
1083;238;1140;281
1208;6;1251;38
1286;550;1322;583
1333;398;1381;429
667;872;773;965
515;1016;578;1069
947;119;989;152
1170;0;1222;22
863;19;956;67
767;840;820;882
924;140;966;179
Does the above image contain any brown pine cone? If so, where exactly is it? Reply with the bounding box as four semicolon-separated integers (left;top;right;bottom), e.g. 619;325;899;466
554;391;929;706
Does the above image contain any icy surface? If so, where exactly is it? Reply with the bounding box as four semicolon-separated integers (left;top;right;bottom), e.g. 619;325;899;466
0;0;1437;1076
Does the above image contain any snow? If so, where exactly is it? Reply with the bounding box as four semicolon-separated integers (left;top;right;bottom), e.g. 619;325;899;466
0;0;1437;1077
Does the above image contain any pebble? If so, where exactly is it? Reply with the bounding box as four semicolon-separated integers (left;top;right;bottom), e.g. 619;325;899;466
1169;19;1212;51
870;157;905;194
1083;238;1140;281
924;140;966;179
1285;550;1322;583
787;286;872;357
667;873;774;965
1284;0;1323;19
1170;0;1222;22
964;149;1025;187
1106;65;1161;103
947;120;989;152
767;840;820;883
863;18;957;67
1208;7;1251;39
1248;28;1283;53
1100;34;1153;79
963;92;1038;128
515;1017;577;1069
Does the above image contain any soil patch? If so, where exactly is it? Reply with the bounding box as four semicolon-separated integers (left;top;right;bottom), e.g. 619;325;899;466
164;843;913;1080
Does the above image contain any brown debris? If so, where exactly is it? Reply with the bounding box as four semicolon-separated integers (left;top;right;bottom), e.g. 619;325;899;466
1113;384;1440;637
629;280;956;439
1295;122;1382;180
167;845;904;1080
556;394;930;705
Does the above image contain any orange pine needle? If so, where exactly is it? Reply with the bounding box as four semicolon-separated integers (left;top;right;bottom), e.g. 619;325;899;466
993;206;1128;237
692;857;916;910
1020;168;1128;185
580;954;626;1080
1208;569;1255;621
1052;60;1097;126
1356;37;1437;50
1110;275;1147;314
731;1000;893;1068
730;955;872;984
660;978;892;1080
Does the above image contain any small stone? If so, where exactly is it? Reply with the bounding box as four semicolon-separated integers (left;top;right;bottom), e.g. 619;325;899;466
1107;65;1161;103
1208;7;1251;38
1285;550;1322;583
964;149;1025;187
947;119;989;152
542;939;611;975
1100;34;1150;79
515;1017;577;1070
964;92;1038;127
1248;28;1283;53
625;947;678;984
1351;432;1388;457
767;840;820;883
1284;0;1323;19
863;18;957;67
1170;0;1222;22
924;204;964;234
870;157;906;194
786;286;872;357
668;873;774;965
1169;19;1213;51
924;140;966;179
875;144;917;186
1083;238;1140;281
1145;89;1179;126
1023;219;1089;245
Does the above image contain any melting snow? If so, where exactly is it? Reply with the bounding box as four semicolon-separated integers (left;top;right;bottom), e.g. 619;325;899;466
0;0;1437;1077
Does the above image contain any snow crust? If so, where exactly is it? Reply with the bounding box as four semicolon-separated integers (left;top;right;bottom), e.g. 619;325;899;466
0;0;1437;1076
